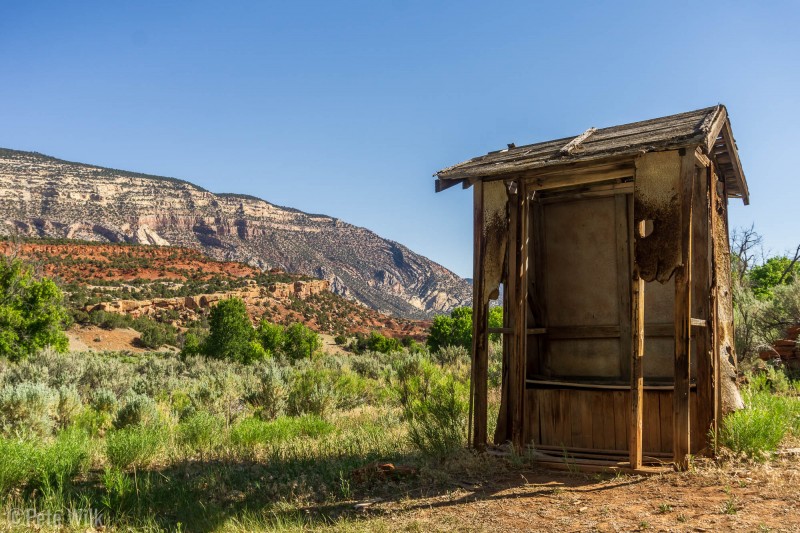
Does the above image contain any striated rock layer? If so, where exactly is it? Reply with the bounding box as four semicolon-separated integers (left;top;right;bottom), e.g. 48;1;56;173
0;148;471;318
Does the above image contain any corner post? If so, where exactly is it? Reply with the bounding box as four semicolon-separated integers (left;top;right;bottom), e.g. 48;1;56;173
673;150;695;469
471;181;489;450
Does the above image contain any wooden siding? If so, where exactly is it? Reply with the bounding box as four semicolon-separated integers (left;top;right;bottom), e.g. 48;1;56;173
524;387;702;455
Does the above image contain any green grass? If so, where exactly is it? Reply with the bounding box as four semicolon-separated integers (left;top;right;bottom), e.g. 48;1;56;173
718;371;800;460
105;425;168;470
0;346;468;530
230;414;334;449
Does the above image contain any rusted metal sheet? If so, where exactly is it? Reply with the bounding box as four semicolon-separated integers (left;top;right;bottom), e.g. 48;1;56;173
633;151;683;283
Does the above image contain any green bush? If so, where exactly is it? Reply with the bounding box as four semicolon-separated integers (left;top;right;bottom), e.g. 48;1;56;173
203;297;265;364
106;425;167;470
256;320;285;355
334;371;375;410
427;307;473;353
393;354;439;411
0;428;90;495
350;331;402;355
35;427;91;491
114;392;160;429
282;322;321;361
0;256;70;361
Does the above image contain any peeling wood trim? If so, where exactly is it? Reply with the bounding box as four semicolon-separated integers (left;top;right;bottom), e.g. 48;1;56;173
559;127;597;155
720;119;749;205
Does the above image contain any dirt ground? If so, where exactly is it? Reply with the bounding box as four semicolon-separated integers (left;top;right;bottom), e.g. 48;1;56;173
67;325;155;353
351;456;800;532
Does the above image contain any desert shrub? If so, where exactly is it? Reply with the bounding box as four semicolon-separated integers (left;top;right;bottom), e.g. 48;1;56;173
0;256;70;361
287;366;336;417
0;381;56;438
11;348;85;389
488;340;504;388
392;354;439;411
334;334;348;346
334;371;375;410
191;369;246;427
106;425;167;470
177;411;225;454
114;392;160;429
136;319;177;349
55;385;81;429
432;344;470;366
230;415;333;449
169;390;195;420
80;354;137;398
91;388;119;414
180;331;203;357
406;372;469;458
349;354;389;380
130;356;183;399
244;360;288;420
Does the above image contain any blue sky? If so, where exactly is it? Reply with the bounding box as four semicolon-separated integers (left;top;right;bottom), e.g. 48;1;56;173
1;1;798;277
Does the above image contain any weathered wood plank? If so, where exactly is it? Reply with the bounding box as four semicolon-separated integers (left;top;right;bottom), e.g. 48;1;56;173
630;261;645;468
471;181;489;450
613;390;629;451
509;181;529;450
694;165;713;454
617;194;633;382
644;392;661;455
673;151;695;469
659;391;673;453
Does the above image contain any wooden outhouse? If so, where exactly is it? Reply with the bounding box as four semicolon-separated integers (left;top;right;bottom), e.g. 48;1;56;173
435;106;748;471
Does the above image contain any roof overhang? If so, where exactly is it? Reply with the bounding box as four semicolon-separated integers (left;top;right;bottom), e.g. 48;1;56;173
435;105;749;205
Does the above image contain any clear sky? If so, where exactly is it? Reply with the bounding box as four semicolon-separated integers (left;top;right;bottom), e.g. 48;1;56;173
1;1;798;277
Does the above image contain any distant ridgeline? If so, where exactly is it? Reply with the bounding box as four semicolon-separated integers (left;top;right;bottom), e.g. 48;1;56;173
0;148;471;318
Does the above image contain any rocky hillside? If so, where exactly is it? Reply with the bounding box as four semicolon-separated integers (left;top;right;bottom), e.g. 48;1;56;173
0;148;471;318
2;240;429;339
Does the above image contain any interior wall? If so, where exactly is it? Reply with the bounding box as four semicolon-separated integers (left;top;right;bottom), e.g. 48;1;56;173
530;191;679;384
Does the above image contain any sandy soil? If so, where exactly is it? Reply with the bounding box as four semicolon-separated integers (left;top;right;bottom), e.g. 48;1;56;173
353;457;800;532
67;325;154;353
